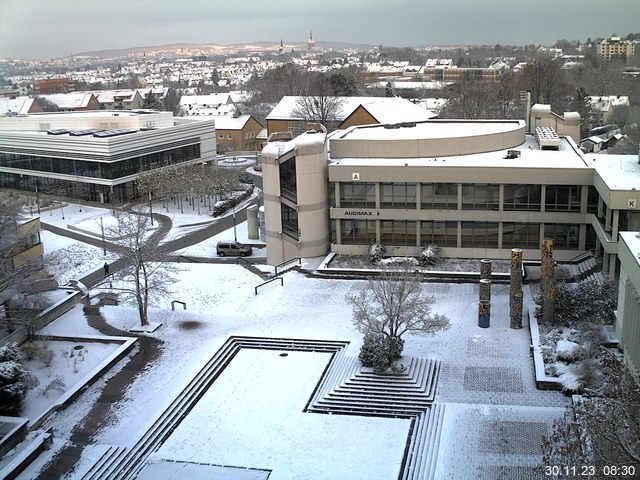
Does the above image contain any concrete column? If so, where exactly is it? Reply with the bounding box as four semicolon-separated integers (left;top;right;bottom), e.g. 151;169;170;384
612;209;620;240
541;238;556;323
480;259;492;280
510;248;523;329
609;254;617;279
605;206;612;232
540;185;546;213
247;205;259;240
478;300;490;328
479;279;491;302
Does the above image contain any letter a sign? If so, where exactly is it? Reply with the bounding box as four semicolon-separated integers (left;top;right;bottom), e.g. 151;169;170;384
352;172;360;181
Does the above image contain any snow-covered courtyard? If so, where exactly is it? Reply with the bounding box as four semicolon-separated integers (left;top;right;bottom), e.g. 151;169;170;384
4;200;570;479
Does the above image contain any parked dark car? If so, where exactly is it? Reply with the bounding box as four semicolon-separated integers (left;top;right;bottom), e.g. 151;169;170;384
216;241;252;257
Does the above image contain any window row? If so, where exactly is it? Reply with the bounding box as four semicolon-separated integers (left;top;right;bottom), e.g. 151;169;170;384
336;182;595;212
338;220;582;250
0;144;200;180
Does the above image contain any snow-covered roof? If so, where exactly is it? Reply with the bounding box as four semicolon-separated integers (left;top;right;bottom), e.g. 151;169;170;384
587;96;630;112
214;115;252;130
330;135;588;170
39;93;95;109
590;154;640;191
179;93;233;107
619;232;640;268
356;99;436;124
137;87;169;99
338;120;522;141
99;90;138;103
266;96;436;122
0;96;35;115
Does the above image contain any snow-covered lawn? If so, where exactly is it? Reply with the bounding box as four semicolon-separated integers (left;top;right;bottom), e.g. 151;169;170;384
153;349;410;480
41;230;115;284
20;340;120;421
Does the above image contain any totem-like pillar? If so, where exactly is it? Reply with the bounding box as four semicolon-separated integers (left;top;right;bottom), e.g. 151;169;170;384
510;248;523;329
478;300;490;328
541;238;556;323
479;279;491;303
480;259;492;280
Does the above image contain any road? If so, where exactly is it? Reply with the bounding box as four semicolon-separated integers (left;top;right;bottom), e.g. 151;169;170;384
41;198;261;288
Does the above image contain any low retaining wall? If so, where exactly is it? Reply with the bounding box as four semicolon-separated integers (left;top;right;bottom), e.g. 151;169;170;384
29;334;137;430
528;305;563;391
0;289;82;348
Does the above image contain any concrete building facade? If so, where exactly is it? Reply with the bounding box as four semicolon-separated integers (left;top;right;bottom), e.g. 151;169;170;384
262;108;640;277
616;232;640;373
597;35;636;62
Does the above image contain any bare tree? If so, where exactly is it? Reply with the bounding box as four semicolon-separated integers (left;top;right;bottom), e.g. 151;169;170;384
517;58;568;108
137;163;240;215
105;210;174;326
0;193;25;300
292;74;345;131
542;349;640;478
346;269;450;361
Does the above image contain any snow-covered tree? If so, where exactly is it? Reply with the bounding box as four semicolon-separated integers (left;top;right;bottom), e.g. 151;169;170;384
105;211;174;326
142;91;164;110
346;269;450;364
0;343;29;415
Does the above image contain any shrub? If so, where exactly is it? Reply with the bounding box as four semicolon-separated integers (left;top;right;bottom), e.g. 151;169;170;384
0;344;29;415
368;242;386;264
38;376;67;398
379;257;419;267
535;279;618;326
418;244;441;267
359;332;392;372
21;341;54;366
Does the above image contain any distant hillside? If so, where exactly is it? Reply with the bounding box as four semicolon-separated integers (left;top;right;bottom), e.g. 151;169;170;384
71;40;375;59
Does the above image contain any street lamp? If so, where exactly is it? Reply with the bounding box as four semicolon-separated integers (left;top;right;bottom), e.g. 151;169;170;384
148;191;154;226
100;217;106;256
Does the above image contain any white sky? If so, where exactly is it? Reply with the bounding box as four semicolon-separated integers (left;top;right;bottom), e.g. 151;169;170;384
0;0;639;59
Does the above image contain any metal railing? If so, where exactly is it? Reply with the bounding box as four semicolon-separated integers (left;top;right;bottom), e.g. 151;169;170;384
275;257;301;276
254;277;283;295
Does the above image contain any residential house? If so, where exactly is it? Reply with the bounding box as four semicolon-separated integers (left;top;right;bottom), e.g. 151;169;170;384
215;114;263;153
266;96;436;136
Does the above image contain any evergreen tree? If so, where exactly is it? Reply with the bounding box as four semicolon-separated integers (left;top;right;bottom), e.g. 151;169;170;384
142;91;164;110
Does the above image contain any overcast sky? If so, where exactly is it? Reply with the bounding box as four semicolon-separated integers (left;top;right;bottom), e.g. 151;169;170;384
1;0;639;59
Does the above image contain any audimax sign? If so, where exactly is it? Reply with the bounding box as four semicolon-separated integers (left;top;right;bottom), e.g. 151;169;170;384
344;210;380;216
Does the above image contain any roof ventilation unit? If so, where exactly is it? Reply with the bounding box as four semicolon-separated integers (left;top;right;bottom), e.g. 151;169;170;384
535;127;561;150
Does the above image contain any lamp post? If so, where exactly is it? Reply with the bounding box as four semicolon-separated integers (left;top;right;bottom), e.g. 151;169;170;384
35;181;40;214
100;217;106;256
232;202;237;242
148;191;154;226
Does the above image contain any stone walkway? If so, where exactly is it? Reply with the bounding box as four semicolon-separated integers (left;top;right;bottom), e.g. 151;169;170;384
35;301;163;480
419;282;569;479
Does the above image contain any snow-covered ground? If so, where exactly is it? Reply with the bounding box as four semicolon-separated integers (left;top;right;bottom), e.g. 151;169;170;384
20;340;120;421
153;349;409;480
41;230;115;284
9;198;569;479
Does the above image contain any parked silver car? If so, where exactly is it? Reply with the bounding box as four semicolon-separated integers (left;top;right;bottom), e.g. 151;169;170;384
216;241;252;257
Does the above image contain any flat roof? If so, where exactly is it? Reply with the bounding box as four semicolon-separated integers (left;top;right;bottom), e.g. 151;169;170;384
337;120;524;141
620;232;640;267
590;154;640;191
330;136;590;170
